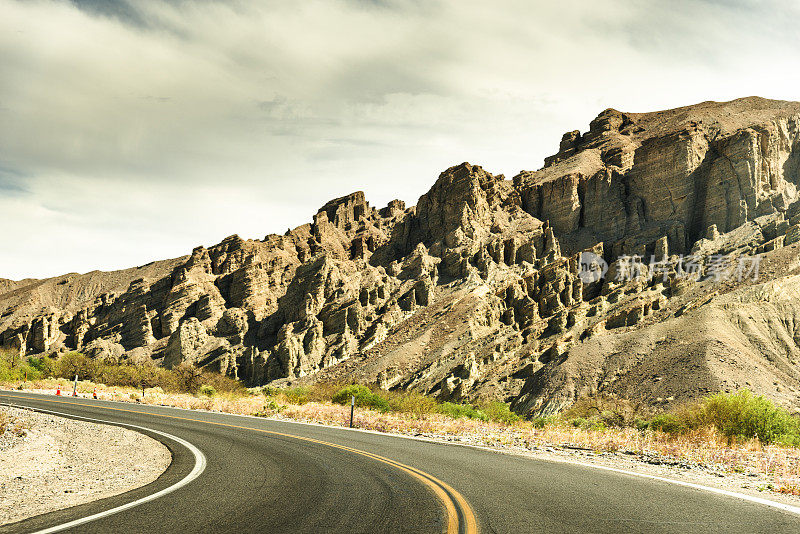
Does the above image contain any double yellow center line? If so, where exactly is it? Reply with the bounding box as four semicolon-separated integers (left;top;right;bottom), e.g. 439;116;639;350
2;393;478;534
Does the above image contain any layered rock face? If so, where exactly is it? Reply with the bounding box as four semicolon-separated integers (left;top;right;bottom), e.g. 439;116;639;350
4;96;800;414
524;98;800;258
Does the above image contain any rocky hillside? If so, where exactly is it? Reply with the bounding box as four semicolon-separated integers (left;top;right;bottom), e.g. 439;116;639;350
4;96;800;415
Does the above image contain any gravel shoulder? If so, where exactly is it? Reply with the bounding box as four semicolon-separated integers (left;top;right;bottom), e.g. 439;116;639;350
0;406;171;526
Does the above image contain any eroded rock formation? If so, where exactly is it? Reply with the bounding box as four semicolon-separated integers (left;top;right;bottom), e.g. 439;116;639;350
5;97;800;414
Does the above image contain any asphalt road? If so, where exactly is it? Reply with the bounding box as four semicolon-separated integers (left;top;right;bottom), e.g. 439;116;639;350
1;391;799;534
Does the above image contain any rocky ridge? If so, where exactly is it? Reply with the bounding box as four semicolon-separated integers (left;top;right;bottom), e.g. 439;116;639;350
4;96;800;415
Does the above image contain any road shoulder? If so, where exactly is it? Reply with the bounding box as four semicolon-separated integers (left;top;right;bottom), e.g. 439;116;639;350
0;406;171;526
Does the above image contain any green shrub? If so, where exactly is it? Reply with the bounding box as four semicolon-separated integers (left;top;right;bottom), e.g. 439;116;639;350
599;409;625;428
258;383;340;404
648;413;689;434
0;351;47;382
256;399;284;416
259;386;280;397
199;385;217;397
775;433;800;447
566;416;607;431
284;387;311;405
437;402;487;421
585;419;607;432
198;372;245;394
27;356;52;377
332;384;390;412
531;415;557;428
634;418;651;431
569;417;586;428
700;389;800;444
480;401;521;424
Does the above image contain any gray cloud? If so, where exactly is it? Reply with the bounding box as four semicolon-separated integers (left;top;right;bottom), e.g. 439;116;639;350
1;0;799;279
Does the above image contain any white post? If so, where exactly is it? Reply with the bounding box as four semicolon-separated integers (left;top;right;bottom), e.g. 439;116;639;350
73;374;78;397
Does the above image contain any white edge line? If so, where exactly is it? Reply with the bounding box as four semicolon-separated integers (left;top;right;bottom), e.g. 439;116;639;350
538;455;800;516
2;404;207;534
5;391;800;519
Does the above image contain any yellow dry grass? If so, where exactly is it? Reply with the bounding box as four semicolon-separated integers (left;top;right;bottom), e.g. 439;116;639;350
5;378;800;494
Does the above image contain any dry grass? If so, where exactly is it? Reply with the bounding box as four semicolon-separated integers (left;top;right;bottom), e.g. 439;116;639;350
0;410;28;437
5;379;800;493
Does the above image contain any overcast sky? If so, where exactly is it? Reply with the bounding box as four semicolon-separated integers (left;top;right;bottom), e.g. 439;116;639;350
2;0;800;279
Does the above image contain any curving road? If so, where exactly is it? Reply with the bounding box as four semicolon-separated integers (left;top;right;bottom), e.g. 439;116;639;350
1;391;799;534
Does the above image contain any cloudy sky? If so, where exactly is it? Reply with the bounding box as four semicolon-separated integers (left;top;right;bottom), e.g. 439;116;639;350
2;0;799;279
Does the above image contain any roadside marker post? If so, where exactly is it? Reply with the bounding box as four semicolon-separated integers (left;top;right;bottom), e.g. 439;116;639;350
350;395;355;428
72;374;78;397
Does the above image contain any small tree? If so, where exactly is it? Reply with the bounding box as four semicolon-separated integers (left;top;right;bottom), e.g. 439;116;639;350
57;352;93;380
174;363;204;394
1;348;21;369
137;365;159;398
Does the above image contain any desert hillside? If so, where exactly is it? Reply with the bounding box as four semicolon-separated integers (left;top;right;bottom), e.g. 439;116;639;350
4;96;800;415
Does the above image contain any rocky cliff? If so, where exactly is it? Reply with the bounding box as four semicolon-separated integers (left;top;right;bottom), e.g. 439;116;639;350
5;96;800;414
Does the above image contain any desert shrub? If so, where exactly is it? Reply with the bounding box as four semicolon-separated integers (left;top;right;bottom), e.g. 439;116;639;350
255;399;284;416
531;415;558;428
304;382;345;403
569;417;586;428
52;352;96;380
332;384;390;412
94;363;139;388
174;363;204;394
775;433;800;447
699;389;800;444
634;418;651;431
258;383;339;405
26;356;53;377
199;384;217;397
566;416;607;431
388;392;438;417
259;386;281;397
563;394;648;428
283;387;311;405
648;413;690;434
199;371;245;394
0;361;41;382
585;419;607;431
480;401;521;424
0;348;22;368
438;402;487;421
0;350;49;382
599;409;625;428
0;412;27;437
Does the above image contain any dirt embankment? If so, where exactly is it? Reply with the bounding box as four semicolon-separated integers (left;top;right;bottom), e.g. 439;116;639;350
0;406;171;526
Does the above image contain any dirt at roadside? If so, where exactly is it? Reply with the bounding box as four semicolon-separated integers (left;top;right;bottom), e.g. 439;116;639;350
0;406;171;526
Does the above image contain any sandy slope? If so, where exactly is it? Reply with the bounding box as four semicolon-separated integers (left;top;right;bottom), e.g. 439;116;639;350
0;406;171;525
